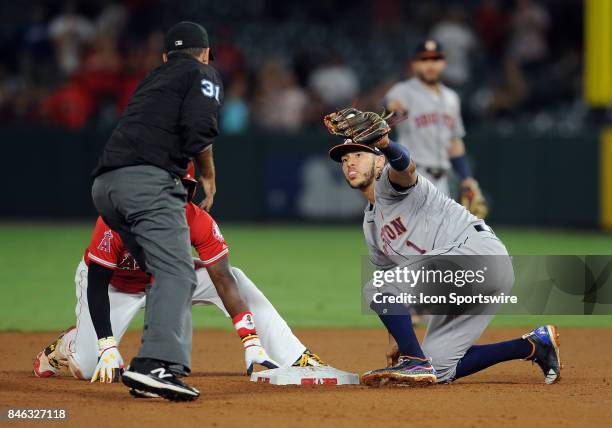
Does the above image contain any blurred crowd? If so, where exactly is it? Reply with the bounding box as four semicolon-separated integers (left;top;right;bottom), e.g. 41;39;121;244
0;0;585;131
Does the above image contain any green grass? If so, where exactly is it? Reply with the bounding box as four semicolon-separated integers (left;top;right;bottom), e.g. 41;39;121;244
0;223;611;331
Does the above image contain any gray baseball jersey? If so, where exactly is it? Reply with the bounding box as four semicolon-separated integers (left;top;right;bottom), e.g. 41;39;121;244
364;166;480;267
362;166;514;382
385;77;465;171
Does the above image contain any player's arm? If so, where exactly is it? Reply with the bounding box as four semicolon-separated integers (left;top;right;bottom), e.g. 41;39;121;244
206;257;247;317
182;70;222;211
448;137;473;184
194;146;215;212
190;206;279;374
87;262;114;339
447;90;474;185
384;82;409;116
374;134;417;189
206;257;279;374
448;137;488;218
87;262;125;383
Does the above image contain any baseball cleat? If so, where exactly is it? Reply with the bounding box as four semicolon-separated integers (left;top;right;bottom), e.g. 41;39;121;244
33;326;75;378
122;358;200;402
293;349;326;367
361;356;437;387
523;325;562;384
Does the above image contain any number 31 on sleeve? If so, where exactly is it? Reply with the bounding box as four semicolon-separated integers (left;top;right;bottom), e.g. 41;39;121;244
201;79;220;102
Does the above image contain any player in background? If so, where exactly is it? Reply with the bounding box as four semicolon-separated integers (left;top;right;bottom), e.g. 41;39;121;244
385;39;487;218
324;108;561;386
34;163;326;389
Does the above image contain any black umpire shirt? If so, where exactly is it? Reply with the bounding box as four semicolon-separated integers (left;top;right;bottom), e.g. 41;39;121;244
92;52;223;178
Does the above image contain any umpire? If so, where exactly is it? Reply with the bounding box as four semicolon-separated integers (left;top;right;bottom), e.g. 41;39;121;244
91;21;223;401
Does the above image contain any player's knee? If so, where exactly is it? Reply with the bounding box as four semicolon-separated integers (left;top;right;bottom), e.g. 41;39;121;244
428;355;459;384
230;267;244;279
67;353;96;380
231;267;261;300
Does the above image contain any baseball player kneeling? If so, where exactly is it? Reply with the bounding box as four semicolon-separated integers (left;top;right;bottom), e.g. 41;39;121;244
324;108;561;386
33;163;325;388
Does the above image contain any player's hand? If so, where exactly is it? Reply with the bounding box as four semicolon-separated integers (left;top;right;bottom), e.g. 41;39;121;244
386;334;400;367
199;176;216;212
372;134;390;149
244;344;280;375
386;99;408;117
460;178;488;219
91;336;124;383
323;108;391;146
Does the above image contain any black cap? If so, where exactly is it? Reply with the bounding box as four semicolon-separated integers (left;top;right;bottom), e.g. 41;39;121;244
413;38;445;60
164;21;214;59
329;140;383;163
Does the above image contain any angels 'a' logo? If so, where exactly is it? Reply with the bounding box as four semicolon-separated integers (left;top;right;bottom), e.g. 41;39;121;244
118;253;140;271
97;231;113;253
212;222;224;242
245;314;255;329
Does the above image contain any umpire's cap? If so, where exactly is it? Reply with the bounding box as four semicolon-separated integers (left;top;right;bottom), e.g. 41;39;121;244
413;38;445;60
329;139;383;163
164;21;214;59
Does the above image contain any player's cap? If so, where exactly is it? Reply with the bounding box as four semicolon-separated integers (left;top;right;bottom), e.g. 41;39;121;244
412;38;445;60
164;21;215;60
329;139;383;163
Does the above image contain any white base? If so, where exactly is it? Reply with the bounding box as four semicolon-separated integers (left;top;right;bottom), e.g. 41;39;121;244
250;366;360;385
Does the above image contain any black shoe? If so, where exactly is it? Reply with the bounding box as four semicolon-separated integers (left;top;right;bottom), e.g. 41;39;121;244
122;358;200;402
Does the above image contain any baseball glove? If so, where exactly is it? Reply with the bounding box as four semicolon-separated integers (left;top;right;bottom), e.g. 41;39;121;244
460;179;488;219
323;108;392;145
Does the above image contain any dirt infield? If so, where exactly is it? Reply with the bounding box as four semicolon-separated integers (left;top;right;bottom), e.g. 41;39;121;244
1;328;611;427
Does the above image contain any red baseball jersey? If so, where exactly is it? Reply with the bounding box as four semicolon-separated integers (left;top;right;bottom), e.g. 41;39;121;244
84;202;229;293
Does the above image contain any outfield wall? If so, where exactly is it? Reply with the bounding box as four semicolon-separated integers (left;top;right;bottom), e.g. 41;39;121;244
0;125;601;227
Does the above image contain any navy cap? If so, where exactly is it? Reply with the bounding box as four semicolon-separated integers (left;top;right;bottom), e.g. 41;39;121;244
329;140;383;163
413;38;445;60
164;21;214;59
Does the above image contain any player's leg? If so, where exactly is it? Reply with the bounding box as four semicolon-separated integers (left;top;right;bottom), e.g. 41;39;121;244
452;335;534;380
371;303;426;360
362;277;435;386
453;325;561;384
419;234;508;381
33;261;86;378
421;232;560;383
191;265;308;367
423;316;560;383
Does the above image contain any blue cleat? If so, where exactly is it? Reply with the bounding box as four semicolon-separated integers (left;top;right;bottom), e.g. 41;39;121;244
361;356;437;387
522;325;562;384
